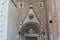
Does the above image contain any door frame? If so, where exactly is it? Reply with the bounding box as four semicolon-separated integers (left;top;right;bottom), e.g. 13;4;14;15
24;34;39;40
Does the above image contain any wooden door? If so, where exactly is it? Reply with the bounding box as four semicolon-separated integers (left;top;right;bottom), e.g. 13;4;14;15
32;37;37;40
26;37;37;40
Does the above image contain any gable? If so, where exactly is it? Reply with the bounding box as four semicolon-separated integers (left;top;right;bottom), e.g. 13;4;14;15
23;7;40;25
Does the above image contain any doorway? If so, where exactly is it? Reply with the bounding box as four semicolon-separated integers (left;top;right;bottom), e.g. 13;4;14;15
19;22;44;40
26;37;37;40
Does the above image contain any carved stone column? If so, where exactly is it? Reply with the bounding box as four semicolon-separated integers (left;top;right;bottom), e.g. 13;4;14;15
39;35;42;40
19;35;22;40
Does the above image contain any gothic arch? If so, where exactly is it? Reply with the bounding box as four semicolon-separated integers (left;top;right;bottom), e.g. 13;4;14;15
19;22;43;34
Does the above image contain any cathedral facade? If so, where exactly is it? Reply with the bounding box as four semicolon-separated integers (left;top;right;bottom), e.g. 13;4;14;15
17;0;58;40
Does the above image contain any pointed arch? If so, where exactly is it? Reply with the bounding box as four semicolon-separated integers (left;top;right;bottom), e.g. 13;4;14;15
19;22;43;34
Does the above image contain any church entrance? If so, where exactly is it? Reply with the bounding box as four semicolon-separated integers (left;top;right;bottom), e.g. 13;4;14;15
26;37;37;40
19;22;45;40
